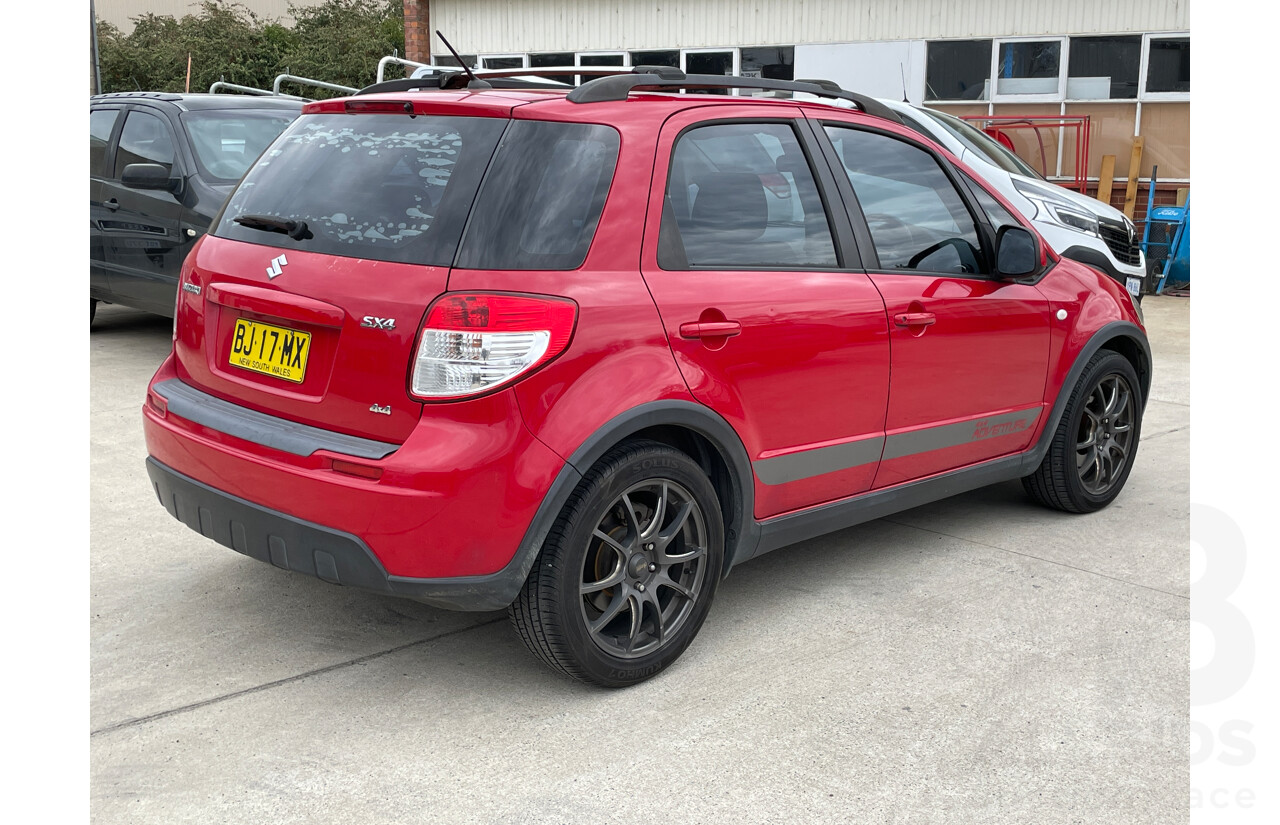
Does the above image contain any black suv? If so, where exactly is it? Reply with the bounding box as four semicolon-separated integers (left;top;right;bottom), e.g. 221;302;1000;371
90;93;304;323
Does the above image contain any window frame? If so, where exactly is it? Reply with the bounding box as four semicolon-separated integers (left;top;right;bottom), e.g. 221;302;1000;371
90;105;124;180
814;120;1004;279
656;116;856;273
680;48;740;78
1138;32;1191;102
989;36;1068;103
479;53;528;70
112;106;183;180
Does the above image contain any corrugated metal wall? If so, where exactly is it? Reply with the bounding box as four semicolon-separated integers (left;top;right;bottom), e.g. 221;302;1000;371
428;0;1190;55
96;1;329;31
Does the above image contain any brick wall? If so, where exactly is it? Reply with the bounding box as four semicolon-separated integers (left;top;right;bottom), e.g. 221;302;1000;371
404;1;430;63
1061;181;1187;230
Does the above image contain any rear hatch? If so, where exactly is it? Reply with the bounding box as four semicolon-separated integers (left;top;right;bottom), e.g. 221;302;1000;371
172;105;510;443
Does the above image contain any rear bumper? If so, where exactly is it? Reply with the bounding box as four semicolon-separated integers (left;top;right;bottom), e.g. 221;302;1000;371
142;357;569;608
147;458;530;611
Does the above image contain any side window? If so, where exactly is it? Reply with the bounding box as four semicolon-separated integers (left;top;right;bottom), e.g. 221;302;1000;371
90;109;119;178
114;110;176;177
824;126;986;275
963;173;1022;232
661;122;837;269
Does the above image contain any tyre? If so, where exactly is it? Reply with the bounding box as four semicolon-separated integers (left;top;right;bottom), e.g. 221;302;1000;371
1022;350;1142;513
509;440;724;687
90;298;98;325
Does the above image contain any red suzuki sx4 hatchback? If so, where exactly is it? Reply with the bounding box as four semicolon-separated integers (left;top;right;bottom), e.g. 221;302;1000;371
143;70;1149;686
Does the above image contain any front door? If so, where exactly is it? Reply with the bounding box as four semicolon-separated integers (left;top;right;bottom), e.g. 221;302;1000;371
100;107;190;315
641;109;891;519
818;122;1052;488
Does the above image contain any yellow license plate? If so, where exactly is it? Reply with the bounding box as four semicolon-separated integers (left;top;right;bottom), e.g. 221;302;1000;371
229;318;311;383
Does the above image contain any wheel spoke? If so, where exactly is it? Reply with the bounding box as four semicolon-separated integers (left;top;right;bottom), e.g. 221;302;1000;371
592;528;628;555
620;492;643;538
641;482;668;542
1101;379;1120;416
1077;445;1096;472
580;563;625;595
589;589;628;633
655;500;693;551
648;591;666;646
655;570;694;601
660;543;706;566
625;593;644;651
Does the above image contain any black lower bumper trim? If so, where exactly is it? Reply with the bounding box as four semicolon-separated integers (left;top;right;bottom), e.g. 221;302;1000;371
146;458;527;611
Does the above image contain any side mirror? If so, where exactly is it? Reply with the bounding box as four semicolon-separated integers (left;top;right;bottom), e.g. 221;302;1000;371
995;225;1038;278
121;163;181;194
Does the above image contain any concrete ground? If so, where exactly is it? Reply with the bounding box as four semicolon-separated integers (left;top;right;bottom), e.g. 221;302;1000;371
90;296;1189;824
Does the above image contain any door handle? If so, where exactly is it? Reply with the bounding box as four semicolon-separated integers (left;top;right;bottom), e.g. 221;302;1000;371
679;320;742;339
893;312;936;328
103;199;120;211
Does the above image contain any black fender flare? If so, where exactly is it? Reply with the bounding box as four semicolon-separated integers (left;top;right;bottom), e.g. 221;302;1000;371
406;400;759;611
1019;320;1151;474
554;400;761;571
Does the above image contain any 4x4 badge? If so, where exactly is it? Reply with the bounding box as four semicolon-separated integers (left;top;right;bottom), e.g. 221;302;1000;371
266;254;288;279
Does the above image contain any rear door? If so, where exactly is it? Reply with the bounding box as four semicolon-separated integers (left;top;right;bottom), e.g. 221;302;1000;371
815;120;1051;488
640;107;890;519
173;107;509;444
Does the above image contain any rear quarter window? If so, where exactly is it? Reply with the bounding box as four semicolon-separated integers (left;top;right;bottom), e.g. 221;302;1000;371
455;121;620;271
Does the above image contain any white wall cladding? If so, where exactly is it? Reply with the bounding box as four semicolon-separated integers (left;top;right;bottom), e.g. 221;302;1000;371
97;1;329;31
428;0;1190;54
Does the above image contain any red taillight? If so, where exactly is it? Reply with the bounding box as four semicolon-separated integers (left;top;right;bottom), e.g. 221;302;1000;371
410;293;577;400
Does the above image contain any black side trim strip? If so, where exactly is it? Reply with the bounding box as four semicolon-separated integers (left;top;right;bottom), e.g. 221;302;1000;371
749;322;1150;560
153;379;399;460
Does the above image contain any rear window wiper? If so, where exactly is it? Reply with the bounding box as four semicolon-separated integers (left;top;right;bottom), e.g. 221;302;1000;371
233;213;312;241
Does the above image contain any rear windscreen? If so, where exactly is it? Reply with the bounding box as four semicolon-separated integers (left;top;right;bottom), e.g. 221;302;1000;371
181;109;298;184
455;121;620;271
213;113;506;266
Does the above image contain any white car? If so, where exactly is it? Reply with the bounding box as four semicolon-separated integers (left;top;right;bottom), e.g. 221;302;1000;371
876;99;1146;301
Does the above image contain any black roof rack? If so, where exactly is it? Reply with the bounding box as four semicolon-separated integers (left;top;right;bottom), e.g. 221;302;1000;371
566;70;902;122
355;66;630;97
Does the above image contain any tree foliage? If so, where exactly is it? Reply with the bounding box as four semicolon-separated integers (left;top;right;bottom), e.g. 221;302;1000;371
96;1;405;97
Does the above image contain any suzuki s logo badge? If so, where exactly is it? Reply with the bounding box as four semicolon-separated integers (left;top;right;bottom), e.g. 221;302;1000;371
361;316;396;330
369;404;392;415
266;254;288;279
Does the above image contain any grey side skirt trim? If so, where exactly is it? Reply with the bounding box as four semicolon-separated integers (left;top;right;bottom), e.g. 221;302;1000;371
153;378;400;460
747;322;1149;561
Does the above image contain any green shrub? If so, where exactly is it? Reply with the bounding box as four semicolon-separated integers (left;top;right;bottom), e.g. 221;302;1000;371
96;1;405;97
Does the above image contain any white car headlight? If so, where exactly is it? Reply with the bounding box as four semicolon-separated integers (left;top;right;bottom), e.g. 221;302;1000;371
1013;179;1100;237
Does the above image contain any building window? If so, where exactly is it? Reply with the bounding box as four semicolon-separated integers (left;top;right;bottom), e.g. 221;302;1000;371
578;53;626;67
995;39;1062;96
740;46;794;80
531;52;575;85
433;53;478;70
482;55;526;70
925;40;991;101
1068;36;1141;99
630;50;680;68
1145;37;1190;94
